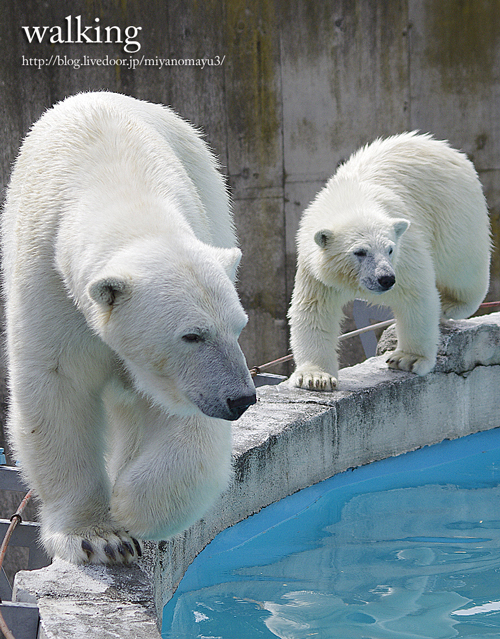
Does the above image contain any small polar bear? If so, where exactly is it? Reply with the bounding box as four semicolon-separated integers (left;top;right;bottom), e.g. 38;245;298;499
2;92;256;564
288;132;491;391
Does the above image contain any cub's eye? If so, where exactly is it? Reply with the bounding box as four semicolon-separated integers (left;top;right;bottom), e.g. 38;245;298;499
354;249;367;258
388;246;394;256
182;333;203;343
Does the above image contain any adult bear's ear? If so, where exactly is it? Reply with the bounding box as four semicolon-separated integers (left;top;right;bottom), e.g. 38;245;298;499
314;229;334;249
88;277;132;307
214;247;242;281
393;218;410;239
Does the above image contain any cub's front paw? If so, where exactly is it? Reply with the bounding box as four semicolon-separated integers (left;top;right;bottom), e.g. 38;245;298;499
43;526;143;565
289;367;337;391
386;350;435;376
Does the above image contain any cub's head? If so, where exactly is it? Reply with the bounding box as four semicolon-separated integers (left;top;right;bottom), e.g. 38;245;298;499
87;238;256;421
312;215;409;293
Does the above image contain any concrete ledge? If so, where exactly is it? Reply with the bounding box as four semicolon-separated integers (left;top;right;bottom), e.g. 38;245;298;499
14;559;159;638
377;314;500;373
12;313;500;637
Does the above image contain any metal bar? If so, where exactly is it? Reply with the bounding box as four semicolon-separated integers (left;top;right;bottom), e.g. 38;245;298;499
254;373;287;387
0;521;50;571
0;521;39;548
0;602;39;639
0;467;28;493
0;568;12;601
352;299;394;358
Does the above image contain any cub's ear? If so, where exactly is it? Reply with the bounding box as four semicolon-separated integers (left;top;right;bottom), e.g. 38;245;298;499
393;218;410;239
214;247;242;281
314;229;334;249
88;277;132;307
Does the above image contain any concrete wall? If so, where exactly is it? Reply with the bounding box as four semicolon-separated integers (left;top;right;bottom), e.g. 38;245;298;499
1;1;500;400
12;312;500;637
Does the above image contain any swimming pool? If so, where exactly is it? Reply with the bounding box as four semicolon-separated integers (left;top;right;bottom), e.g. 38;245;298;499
162;427;500;638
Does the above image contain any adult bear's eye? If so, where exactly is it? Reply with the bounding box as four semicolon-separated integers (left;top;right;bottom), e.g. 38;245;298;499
354;249;367;257
182;333;203;343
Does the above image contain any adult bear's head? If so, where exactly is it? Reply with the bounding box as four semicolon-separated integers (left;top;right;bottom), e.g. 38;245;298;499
87;236;256;421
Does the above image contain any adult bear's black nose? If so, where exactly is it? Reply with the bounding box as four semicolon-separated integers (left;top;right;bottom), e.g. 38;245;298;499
378;274;395;290
227;393;257;420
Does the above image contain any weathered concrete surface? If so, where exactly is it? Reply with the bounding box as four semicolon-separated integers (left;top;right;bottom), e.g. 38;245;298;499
377;315;500;373
14;560;160;638
11;313;500;637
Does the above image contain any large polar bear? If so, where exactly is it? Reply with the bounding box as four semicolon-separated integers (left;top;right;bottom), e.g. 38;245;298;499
289;132;491;391
2;92;256;564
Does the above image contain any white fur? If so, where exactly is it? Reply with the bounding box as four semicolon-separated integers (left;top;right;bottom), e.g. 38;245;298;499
2;92;256;564
289;132;491;390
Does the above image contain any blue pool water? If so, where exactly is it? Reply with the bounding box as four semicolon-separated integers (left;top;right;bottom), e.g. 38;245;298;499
162;427;500;638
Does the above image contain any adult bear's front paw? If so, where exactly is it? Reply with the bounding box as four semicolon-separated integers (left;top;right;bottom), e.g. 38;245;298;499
43;526;143;565
289;367;337;391
386;350;435;376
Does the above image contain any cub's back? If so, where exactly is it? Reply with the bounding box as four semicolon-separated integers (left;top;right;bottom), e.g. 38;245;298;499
335;132;488;245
